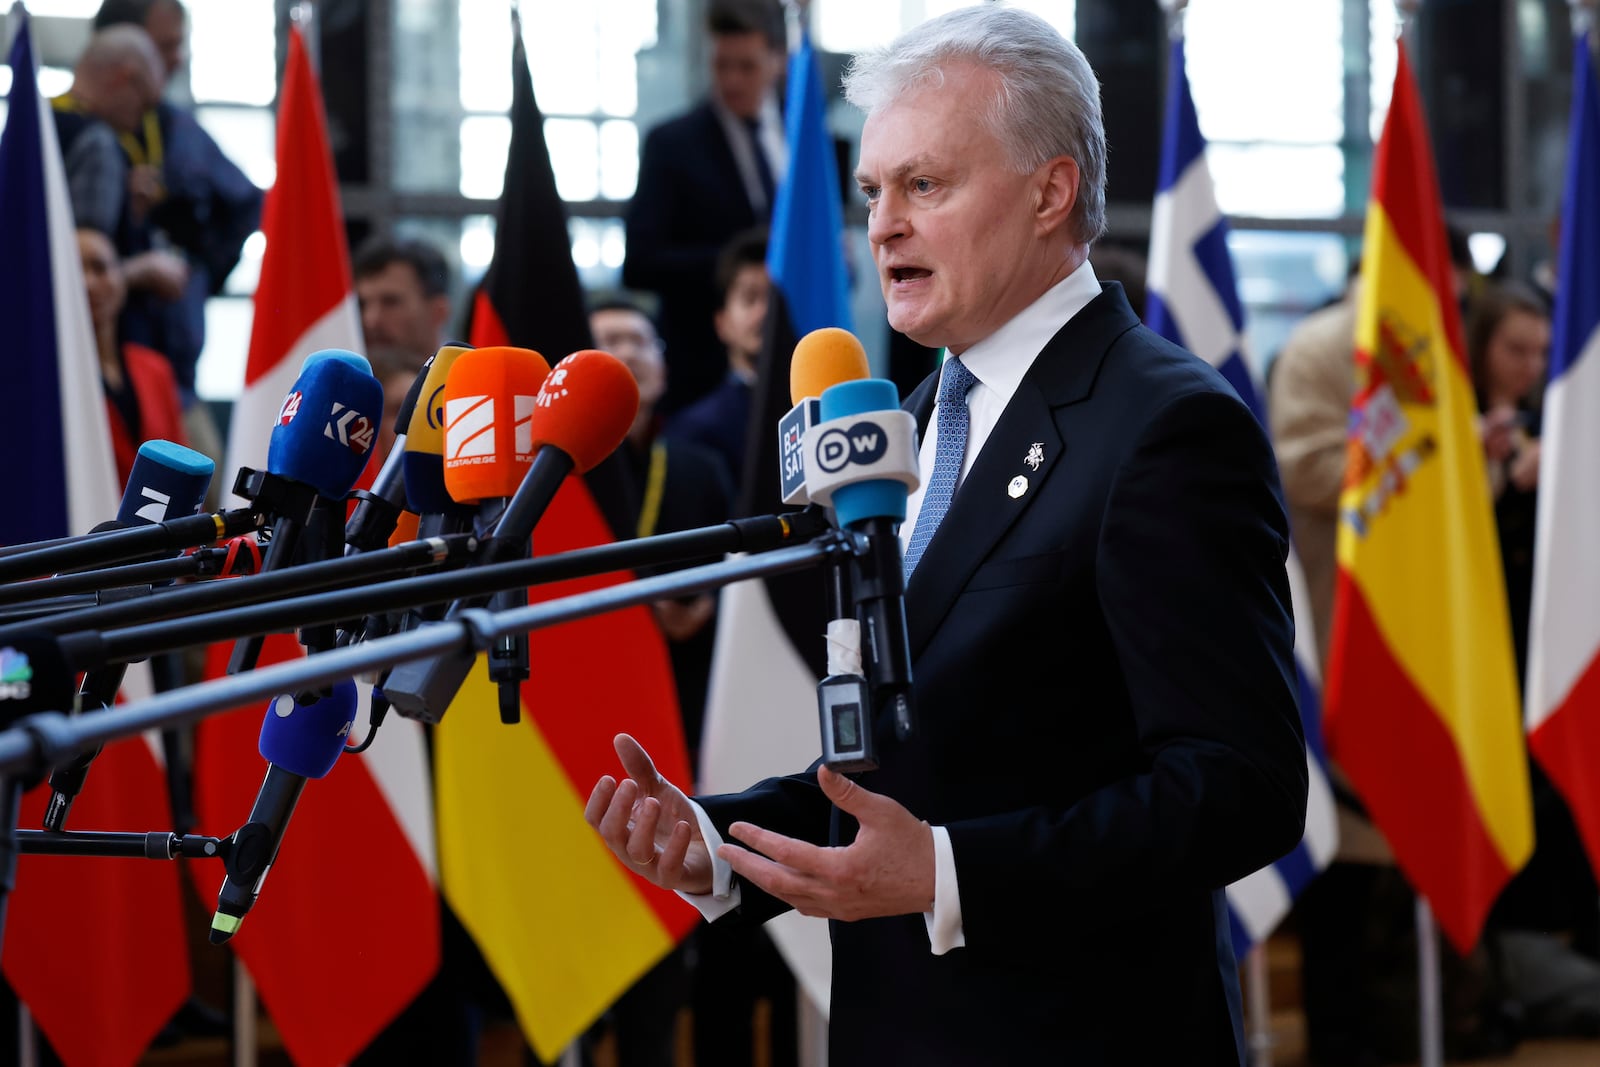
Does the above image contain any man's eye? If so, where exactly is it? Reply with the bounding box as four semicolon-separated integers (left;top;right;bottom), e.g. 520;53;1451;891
860;186;881;202
913;179;934;193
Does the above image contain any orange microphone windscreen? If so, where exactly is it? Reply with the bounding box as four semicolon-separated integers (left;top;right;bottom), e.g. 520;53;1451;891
442;346;551;504
527;349;640;473
790;327;870;405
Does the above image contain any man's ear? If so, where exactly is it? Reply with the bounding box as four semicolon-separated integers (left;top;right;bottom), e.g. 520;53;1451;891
429;294;451;334
1035;155;1080;237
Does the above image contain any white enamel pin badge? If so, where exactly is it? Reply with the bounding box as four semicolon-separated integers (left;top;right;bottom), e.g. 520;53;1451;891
1008;475;1028;499
1025;442;1044;470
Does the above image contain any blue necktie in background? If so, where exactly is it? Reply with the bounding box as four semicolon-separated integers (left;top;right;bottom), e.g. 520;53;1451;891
744;116;776;210
904;356;977;579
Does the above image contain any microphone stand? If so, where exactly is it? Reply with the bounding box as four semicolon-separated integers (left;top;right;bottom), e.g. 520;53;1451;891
0;533;854;945
33;512;831;672
0;541;263;607
0;508;263;584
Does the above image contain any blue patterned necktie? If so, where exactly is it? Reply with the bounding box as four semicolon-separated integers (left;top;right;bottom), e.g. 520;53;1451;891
904;356;979;580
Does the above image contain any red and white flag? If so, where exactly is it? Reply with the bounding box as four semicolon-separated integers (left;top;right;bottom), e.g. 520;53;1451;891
189;27;439;1065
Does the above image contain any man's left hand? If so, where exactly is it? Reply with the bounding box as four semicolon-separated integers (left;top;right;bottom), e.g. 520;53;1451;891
719;766;935;921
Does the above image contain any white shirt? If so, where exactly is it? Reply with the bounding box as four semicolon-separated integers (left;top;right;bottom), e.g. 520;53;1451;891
683;262;1105;954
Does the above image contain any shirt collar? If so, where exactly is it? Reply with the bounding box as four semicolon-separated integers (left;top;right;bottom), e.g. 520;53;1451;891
953;261;1102;403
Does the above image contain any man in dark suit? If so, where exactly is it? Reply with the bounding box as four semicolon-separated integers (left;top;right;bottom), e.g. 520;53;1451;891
624;0;786;415
588;7;1307;1064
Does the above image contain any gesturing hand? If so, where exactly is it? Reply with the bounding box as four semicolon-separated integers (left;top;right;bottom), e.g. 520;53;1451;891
585;733;714;895
719;766;936;922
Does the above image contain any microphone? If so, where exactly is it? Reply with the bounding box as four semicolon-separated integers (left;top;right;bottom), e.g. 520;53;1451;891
805;377;920;742
441;346;552;723
779;328;870;505
42;441;213;830
116;440;213;529
382;349;639;723
229;353;384;671
343;351;435;555
210;680;358;944
403;344;475;532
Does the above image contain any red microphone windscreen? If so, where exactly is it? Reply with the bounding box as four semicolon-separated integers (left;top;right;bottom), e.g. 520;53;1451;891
442;346;551;504
790;327;870;405
528;349;639;473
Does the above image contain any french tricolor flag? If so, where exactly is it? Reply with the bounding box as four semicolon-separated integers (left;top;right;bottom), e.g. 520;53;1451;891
1525;32;1600;873
0;16;192;1065
1144;36;1338;955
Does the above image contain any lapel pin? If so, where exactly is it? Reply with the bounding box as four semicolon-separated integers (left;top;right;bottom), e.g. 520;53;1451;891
1025;443;1044;470
1007;475;1028;499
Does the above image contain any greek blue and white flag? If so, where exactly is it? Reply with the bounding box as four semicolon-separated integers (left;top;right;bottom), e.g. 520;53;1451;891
1145;36;1339;956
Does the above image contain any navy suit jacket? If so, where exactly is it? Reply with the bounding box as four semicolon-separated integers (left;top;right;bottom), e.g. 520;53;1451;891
698;284;1307;1065
624;102;765;411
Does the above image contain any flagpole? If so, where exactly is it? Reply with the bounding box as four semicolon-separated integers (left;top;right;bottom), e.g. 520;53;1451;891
1392;3;1445;1059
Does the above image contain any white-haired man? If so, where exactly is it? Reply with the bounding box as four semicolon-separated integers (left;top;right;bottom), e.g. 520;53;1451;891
587;8;1307;1062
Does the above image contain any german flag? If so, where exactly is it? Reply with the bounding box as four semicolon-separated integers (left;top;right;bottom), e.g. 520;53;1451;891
1323;42;1532;954
443;11;694;1060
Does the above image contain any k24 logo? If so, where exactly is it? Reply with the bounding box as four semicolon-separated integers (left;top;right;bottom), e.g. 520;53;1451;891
278;391;303;426
324;403;376;455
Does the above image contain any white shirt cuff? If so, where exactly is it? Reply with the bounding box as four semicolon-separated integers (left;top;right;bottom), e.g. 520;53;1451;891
923;824;965;954
674;799;742;922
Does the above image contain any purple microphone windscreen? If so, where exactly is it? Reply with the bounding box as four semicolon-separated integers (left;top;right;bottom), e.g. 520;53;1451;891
258;680;358;779
267;357;385;501
116;440;214;526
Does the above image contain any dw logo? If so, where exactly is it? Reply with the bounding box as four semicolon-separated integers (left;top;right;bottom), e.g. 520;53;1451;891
815;422;888;474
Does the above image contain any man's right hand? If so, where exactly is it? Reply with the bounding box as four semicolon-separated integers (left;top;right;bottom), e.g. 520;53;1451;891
585;733;715;895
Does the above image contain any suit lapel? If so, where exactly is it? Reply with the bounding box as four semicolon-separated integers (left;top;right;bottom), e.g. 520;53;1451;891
902;284;1142;658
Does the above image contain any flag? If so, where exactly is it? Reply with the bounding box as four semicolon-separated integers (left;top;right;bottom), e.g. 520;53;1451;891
188;28;440;1065
1144;36;1337;956
0;17;190;1066
443;17;693;1059
698;29;853;1015
1322;43;1532;954
1525;33;1600;872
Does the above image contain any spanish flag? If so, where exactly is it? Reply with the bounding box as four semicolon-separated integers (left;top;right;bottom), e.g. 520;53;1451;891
1323;43;1532;954
441;11;695;1060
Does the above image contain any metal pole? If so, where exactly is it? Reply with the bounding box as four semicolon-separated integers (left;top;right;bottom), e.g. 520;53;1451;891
1246;944;1274;1066
1415;896;1443;1067
233;959;258;1067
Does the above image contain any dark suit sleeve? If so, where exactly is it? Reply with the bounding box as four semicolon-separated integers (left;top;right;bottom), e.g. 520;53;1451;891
697;768;831;925
945;388;1308;950
622;125;734;289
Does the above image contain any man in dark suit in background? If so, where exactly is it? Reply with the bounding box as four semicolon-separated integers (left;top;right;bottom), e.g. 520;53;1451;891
588;7;1307;1064
623;0;786;415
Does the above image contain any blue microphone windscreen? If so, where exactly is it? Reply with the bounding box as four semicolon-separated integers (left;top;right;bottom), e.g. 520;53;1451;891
258;680;358;779
302;349;373;375
819;379;910;528
117;440;214;526
267;358;385;500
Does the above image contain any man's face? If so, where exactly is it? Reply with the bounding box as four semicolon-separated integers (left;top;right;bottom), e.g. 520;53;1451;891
104;56;161;132
714;263;770;367
856;63;1071;352
144;1;187;81
711;31;782;120
356;262;447;358
591;308;666;412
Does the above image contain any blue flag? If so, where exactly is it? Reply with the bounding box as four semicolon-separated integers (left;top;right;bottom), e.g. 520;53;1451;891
0;16;119;544
1145;37;1338;956
768;30;852;336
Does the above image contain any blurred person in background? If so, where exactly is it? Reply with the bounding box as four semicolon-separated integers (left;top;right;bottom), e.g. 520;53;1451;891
80;225;187;483
92;0;265;511
353;235;454;364
624;0;788;414
666;227;770;496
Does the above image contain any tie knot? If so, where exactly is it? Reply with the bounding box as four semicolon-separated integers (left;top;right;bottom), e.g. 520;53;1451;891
938;357;978;407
